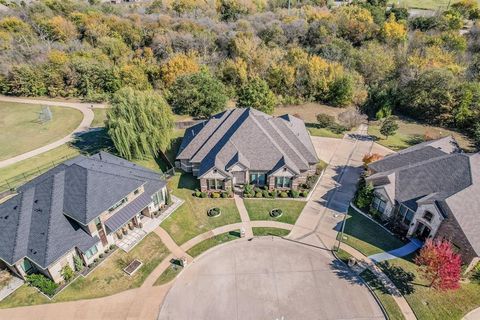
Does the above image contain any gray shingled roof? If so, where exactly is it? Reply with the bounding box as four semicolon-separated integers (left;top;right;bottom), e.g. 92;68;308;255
367;138;480;255
177;108;318;176
368;136;460;173
0;152;165;268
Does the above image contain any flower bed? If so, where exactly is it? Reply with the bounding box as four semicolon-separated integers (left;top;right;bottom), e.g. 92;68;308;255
193;189;233;199
81;244;117;277
207;207;222;217
269;208;283;218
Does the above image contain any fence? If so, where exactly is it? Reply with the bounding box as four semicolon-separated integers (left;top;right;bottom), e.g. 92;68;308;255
0;153;80;194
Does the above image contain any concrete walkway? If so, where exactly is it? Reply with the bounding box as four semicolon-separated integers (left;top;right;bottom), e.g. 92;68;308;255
0;95;106;168
233;194;254;238
463;306;480;320
369;239;423;263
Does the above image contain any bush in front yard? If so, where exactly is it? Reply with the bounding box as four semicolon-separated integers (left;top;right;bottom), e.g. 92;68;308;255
194;189;201;197
211;192;220;198
262;189;270;198
280;191;289;198
73;255;84;272
61;265;75;282
255;192;263;198
291;190;300;198
200;192;207;198
26;274;58;296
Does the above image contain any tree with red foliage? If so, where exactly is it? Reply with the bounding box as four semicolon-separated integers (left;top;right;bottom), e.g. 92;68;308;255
414;239;462;290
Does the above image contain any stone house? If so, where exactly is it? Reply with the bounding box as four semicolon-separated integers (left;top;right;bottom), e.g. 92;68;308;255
0;152;167;283
366;136;480;270
175;108;319;192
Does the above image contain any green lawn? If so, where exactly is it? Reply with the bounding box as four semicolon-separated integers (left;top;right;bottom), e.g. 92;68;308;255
153;264;183;286
0;233;169;308
368;118;474;152
340;206;406;256
380;257;480;320
307;126;344;138
55;233;169;302
389;0;480;10
360;269;405;320
0;101;83;161
91;108;107;127
244;199;306;225
186;230;241;257
252;227;290;237
160;173;242;245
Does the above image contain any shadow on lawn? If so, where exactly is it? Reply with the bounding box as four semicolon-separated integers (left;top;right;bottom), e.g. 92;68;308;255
71;129;115;155
378;261;416;295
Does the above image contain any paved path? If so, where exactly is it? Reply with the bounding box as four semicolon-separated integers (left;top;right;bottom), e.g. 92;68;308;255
288;125;417;320
369;239;423;263
159;237;384;320
233;195;254;238
0;95;106;168
464;306;480;320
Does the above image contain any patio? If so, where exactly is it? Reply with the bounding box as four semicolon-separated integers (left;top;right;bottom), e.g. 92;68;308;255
116;195;184;252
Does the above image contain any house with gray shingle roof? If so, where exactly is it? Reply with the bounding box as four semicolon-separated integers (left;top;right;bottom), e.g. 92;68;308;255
366;136;480;269
176;108;319;192
0;152;167;283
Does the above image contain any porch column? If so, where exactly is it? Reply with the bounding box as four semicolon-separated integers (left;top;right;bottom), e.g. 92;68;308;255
268;176;275;190
200;178;208;192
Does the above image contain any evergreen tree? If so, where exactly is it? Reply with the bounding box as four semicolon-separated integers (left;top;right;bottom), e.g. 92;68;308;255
380;117;399;139
106;88;174;160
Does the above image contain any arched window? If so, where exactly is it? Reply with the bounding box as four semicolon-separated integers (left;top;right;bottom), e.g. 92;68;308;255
423;211;433;222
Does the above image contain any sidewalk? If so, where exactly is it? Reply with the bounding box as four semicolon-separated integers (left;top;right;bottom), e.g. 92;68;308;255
233;194;254;238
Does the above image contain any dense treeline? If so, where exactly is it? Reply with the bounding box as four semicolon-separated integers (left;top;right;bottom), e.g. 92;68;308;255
0;0;480;146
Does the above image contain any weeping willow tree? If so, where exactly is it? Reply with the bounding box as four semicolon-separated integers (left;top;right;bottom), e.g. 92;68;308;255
106;87;174;160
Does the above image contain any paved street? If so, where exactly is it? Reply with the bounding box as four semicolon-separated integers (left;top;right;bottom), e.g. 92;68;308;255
158;237;384;320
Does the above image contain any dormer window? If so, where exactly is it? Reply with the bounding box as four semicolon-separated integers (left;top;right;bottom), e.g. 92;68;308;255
108;197;127;212
423;211;433;222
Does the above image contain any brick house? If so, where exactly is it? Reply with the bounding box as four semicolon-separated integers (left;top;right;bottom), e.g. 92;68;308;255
0;152;167;283
175;108;319;192
366;136;480;270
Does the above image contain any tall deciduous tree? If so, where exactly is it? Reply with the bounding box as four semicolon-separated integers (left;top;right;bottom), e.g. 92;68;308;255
169;69;228;118
236;77;276;114
415;239;462;290
106;88;174;160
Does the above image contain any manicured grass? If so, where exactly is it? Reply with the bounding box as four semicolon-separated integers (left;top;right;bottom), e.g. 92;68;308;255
0;285;51;309
274;102;348;123
307;126;344;138
244;199;306;225
380;257;480;320
389;0;480;10
252;227;290;237
160;173;242;245
335;248;354;264
0;101;83;161
360;269;405;320
153;264;183;286
0;233;169;308
91;108;107;127
55;233;169;302
340;207;405;256
368;118;474;152
186;230;241;257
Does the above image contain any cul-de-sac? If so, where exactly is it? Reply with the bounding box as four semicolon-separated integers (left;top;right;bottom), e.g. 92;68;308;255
1;0;480;319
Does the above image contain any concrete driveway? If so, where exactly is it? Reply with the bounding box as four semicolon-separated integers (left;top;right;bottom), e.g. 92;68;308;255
158;237;384;320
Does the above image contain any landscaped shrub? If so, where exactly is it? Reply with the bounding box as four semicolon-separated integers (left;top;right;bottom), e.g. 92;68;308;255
316;113;335;128
306;174;319;189
194;189;201;197
270;208;283;218
93;258;99;264
200;192;207;198
300;190;308;197
291;190;300;198
270;189;278;198
109;244;115;250
99;253;104;259
73;255;84;272
280;191;288;198
255;192;263;198
262;189;270;198
61;265;74;282
207;207;221;217
26;274;58;296
221;191;229;198
355;175;374;209
329;123;348;134
211;192;220;198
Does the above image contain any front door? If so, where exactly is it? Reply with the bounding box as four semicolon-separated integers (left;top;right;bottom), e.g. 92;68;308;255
233;171;245;185
415;222;431;241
